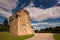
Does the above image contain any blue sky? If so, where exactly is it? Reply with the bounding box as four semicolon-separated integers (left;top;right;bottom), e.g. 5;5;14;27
0;0;60;30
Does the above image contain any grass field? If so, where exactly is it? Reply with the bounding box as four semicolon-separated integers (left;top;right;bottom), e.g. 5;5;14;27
54;33;60;40
0;32;34;40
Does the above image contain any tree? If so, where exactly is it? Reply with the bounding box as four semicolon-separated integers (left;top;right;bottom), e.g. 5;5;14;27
3;19;9;31
0;24;3;31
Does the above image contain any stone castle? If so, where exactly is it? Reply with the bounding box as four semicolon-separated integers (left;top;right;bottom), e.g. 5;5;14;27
9;9;34;36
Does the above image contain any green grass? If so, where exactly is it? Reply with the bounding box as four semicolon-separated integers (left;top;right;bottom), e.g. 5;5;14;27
0;32;34;40
54;33;60;40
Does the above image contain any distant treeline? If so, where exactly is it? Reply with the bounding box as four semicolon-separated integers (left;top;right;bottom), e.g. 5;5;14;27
0;19;9;31
35;26;60;33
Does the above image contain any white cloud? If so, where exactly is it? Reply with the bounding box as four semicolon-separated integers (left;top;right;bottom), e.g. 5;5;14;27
0;0;18;18
25;6;60;21
24;1;60;29
27;0;34;7
31;22;60;29
58;0;60;3
0;10;12;18
32;22;60;27
0;0;18;10
31;22;49;26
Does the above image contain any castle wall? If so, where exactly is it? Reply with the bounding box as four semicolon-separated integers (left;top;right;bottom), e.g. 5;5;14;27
10;19;18;35
18;11;27;35
10;9;34;36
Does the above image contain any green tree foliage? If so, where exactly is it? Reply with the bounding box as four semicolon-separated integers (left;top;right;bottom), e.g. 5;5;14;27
0;24;3;31
39;26;60;33
0;19;9;31
34;26;60;33
3;19;8;27
35;30;39;33
3;19;9;31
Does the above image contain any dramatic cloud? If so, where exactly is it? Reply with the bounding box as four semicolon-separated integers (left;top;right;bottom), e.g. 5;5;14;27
32;22;60;26
0;0;18;10
58;0;60;3
25;6;60;21
32;22;60;29
0;0;60;29
24;0;60;22
0;10;12;18
0;0;18;18
25;2;60;29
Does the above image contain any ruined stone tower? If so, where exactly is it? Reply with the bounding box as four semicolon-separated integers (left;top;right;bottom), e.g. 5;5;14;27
9;9;33;36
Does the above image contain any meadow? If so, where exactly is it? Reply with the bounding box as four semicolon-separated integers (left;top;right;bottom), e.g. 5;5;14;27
0;32;60;40
0;32;34;40
54;33;60;40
